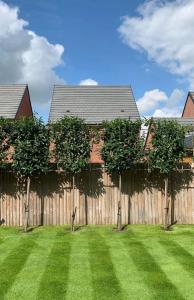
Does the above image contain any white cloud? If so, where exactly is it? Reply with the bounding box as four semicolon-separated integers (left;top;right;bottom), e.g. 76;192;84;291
137;89;167;114
0;0;65;107
137;88;184;117
79;78;98;86
118;0;194;87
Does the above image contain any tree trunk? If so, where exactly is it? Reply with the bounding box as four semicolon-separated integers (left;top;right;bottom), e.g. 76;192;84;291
164;176;169;230
71;174;76;232
117;174;122;230
85;194;88;226
24;176;30;232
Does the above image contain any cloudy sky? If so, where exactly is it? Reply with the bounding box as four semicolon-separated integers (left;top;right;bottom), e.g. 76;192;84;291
1;0;194;121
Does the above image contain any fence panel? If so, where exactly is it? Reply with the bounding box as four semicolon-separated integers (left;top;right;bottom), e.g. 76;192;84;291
0;169;194;226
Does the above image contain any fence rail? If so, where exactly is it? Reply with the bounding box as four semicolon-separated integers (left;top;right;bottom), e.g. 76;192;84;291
0;168;194;226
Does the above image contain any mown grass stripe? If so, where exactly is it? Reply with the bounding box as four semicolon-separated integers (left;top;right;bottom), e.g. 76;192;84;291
88;230;123;300
0;236;23;264
102;230;151;300
124;231;184;300
38;231;72;300
65;230;93;300
0;235;37;298
5;231;56;300
142;237;194;300
159;239;194;278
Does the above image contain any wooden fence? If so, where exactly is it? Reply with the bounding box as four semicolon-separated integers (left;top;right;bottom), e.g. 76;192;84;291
0;167;194;226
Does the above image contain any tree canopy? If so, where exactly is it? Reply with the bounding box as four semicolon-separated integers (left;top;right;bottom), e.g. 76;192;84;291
11;116;49;178
0;118;14;168
148;119;188;174
101;118;143;174
51;116;91;174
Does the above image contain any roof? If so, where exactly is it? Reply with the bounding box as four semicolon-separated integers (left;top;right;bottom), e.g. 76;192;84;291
0;84;27;119
152;117;194;126
49;85;140;124
189;92;194;101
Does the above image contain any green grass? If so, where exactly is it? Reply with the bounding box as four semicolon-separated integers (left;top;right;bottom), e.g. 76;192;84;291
0;225;194;299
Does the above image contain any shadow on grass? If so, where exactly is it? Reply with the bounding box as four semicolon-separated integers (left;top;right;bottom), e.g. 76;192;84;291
88;231;123;300
0;238;4;246
160;239;194;278
0;236;37;298
24;225;42;233
124;231;184;300
38;231;72;300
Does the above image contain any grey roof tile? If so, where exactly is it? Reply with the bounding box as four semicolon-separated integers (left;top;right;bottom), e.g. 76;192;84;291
0;84;27;118
190;92;194;101
153;117;194;126
49;85;140;124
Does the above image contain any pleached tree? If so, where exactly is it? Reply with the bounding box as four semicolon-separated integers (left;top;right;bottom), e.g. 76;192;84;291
51;116;91;231
147;119;187;230
0;117;14;167
11;117;49;232
101;118;143;230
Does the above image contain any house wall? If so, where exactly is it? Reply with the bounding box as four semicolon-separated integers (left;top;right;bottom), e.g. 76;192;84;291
15;87;33;119
182;94;194;117
144;125;154;151
89;133;104;164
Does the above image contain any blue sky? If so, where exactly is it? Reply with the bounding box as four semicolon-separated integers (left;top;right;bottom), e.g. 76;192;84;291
1;0;194;121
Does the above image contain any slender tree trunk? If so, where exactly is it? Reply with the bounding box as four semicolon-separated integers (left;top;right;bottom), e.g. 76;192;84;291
117;174;122;230
71;174;76;232
85;194;88;226
164;176;169;230
24;176;30;232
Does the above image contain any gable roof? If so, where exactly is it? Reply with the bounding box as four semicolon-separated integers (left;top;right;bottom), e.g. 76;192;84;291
0;84;27;119
49;85;140;124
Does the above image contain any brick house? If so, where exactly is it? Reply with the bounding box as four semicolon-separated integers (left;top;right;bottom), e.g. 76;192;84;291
182;92;194;117
49;85;140;163
0;84;33;119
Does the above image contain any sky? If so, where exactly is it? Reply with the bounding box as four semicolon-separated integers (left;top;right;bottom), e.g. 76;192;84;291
0;0;194;122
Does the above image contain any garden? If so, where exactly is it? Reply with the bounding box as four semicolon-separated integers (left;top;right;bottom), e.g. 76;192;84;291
0;225;194;299
0;116;193;299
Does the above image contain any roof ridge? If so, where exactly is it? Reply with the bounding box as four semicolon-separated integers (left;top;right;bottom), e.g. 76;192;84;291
53;84;132;88
0;84;27;87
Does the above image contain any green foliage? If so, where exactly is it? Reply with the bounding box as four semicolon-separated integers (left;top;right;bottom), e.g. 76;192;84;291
51;116;91;174
0;118;14;168
11;117;49;177
101;118;143;174
148;119;188;174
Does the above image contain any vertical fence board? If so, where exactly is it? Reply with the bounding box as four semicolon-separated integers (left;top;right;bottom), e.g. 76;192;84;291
0;169;194;226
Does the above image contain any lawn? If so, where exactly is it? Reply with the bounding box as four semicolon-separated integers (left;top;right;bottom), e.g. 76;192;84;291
0;225;194;300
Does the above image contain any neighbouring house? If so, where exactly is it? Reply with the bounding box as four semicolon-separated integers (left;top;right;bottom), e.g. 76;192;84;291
182;92;194;117
49;85;140;163
0;84;33;119
145;117;194;164
0;84;33;163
